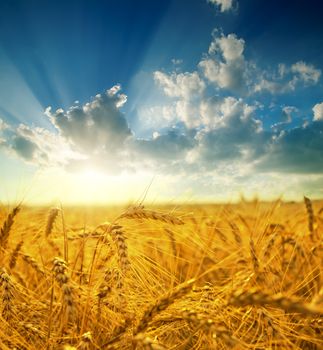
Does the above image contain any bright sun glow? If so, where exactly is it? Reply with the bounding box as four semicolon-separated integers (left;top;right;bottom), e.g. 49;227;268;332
20;168;186;205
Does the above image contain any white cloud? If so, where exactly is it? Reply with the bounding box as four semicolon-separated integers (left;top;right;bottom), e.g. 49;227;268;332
199;33;248;93
199;58;247;93
208;0;234;12
171;58;183;65
154;71;205;99
0;118;8;132
197;33;321;96
199;96;257;129
254;61;321;94
254;78;294;94
313;102;323;121
271;106;297;130
209;33;244;60
291;61;321;84
154;71;206;128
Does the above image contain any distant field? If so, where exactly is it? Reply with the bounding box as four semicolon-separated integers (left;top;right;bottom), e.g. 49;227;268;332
0;199;322;349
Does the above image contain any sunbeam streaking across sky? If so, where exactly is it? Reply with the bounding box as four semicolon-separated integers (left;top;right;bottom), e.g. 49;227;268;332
0;0;323;204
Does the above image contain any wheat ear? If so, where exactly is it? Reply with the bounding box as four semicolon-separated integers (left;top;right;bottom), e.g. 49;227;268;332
9;240;23;269
118;205;184;225
228;288;323;316
0;206;20;248
304;196;316;239
53;257;75;321
45;207;60;236
110;228;130;275
134;278;195;335
0;267;15;320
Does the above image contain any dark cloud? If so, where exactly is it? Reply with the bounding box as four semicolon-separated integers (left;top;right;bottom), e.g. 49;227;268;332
11;135;39;161
132;129;196;162
46;85;131;155
191;98;269;168
256;121;323;173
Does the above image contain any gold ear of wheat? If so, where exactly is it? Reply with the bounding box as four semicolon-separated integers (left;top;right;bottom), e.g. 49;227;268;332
118;206;184;225
229;222;242;245
53;257;75;321
228;288;323;316
0;267;15;320
21;253;45;276
249;238;260;271
45;207;60;236
9;240;23;269
180;308;237;347
134;278;195;335
0;206;20;249
110;228;130;275
97;267;119;300
304;196;316;239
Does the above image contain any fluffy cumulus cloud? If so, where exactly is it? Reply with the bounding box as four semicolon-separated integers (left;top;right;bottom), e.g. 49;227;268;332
1;86;132;170
196;32;321;96
291;62;321;84
46;85;131;155
208;0;234;12
199;33;248;94
313;102;323;121
154;71;205;128
154;71;205;99
254;62;321;94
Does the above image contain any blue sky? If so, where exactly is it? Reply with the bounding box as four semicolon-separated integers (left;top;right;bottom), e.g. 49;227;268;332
0;0;323;204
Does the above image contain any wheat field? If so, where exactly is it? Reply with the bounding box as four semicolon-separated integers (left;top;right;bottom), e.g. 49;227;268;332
0;198;322;349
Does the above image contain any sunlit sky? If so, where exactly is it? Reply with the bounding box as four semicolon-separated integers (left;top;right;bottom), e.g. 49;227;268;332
0;0;323;205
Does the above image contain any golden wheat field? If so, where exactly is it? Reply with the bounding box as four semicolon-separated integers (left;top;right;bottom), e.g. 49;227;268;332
0;198;322;350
